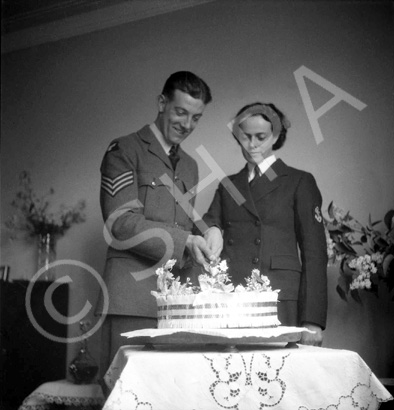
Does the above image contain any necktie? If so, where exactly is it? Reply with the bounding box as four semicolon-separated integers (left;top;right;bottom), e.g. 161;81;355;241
169;145;180;170
249;165;261;187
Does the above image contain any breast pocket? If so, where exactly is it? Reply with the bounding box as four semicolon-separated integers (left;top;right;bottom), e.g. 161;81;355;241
138;172;172;220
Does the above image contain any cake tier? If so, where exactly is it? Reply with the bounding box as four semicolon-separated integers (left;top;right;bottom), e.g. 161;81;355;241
156;292;280;329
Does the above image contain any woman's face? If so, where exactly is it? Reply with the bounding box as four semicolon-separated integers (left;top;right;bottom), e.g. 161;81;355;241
238;115;278;164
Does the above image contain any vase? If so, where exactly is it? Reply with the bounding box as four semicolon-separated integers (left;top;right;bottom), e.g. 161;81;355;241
37;233;57;281
69;341;99;384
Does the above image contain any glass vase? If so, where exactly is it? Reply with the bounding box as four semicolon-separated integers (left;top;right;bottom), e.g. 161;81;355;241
37;233;57;281
69;341;99;384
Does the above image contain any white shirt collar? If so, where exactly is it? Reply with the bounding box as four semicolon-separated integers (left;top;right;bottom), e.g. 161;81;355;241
150;123;172;155
247;155;277;181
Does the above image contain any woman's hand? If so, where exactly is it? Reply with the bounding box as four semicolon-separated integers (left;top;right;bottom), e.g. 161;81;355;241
299;322;323;346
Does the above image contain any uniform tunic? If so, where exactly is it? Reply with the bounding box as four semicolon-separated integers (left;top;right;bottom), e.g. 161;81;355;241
203;159;328;329
96;124;198;318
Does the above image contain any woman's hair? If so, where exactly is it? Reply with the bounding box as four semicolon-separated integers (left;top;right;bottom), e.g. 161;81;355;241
162;71;212;104
235;102;290;150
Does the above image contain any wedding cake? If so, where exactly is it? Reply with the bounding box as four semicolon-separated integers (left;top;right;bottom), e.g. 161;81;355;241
151;260;281;329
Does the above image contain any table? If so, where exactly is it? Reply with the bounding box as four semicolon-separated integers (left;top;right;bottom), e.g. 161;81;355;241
103;344;393;410
18;379;105;410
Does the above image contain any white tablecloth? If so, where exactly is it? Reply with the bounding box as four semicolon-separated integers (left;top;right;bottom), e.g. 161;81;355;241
19;379;105;409
104;344;393;410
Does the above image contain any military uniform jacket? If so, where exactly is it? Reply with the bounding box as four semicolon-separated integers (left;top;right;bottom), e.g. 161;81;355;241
96;125;198;317
203;159;328;329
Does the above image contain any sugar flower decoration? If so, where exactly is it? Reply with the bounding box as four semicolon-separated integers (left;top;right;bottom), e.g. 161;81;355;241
198;259;234;293
245;269;275;292
151;259;196;297
151;259;280;298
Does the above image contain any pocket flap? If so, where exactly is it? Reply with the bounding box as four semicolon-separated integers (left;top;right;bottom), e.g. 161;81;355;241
270;255;301;272
138;172;167;188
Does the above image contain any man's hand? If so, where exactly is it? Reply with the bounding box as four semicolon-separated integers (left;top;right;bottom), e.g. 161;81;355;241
185;235;215;268
299;322;323;346
204;227;223;261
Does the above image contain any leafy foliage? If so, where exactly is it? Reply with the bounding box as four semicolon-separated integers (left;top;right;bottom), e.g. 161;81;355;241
324;202;394;302
5;171;86;238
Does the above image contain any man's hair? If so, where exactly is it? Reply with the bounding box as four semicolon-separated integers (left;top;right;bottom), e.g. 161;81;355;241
162;71;212;104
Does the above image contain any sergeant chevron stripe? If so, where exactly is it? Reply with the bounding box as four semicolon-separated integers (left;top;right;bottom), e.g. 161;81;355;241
101;171;134;197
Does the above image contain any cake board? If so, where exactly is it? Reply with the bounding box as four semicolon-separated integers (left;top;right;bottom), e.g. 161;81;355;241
121;326;313;351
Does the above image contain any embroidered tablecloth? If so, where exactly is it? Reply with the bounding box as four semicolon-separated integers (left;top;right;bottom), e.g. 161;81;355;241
104;344;393;410
18;379;105;410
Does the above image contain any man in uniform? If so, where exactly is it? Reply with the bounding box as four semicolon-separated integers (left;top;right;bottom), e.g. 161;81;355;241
96;71;214;377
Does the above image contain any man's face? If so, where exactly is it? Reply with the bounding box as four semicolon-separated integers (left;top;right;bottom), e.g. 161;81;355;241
157;89;205;145
238;115;278;164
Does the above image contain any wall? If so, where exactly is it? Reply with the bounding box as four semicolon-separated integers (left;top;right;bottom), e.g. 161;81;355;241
1;0;393;379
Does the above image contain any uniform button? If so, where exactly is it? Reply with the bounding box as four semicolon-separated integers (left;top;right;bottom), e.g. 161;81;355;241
226;221;232;227
255;220;261;226
252;257;259;264
175;222;179;227
254;238;261;245
175;176;179;181
227;239;234;245
152;181;156;186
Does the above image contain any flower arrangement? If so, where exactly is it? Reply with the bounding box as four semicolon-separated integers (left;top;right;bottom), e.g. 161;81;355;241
151;259;277;298
324;201;394;302
5;171;86;238
151;259;198;297
237;268;274;292
198;259;234;293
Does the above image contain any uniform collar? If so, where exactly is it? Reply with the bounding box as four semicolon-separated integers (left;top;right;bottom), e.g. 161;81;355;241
247;154;277;181
150;123;172;155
